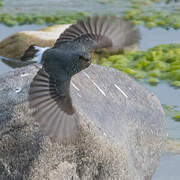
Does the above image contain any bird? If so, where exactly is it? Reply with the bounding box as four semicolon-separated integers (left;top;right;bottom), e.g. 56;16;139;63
20;16;140;143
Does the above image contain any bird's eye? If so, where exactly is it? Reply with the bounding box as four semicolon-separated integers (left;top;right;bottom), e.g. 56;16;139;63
79;56;84;60
78;55;90;62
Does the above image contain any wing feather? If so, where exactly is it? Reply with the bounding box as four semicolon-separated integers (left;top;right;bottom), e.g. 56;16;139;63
29;68;80;143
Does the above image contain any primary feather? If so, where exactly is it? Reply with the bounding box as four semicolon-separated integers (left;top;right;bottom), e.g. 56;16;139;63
29;69;80;143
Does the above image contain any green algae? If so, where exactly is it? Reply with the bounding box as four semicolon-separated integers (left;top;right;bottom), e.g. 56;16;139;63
122;0;180;29
0;0;179;29
147;77;160;85
0;1;3;7
0;12;87;27
163;104;180;122
124;8;180;30
171;81;180;87
96;44;180;88
173;115;180;121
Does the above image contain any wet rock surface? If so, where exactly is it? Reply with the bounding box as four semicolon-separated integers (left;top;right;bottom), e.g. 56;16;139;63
0;64;167;180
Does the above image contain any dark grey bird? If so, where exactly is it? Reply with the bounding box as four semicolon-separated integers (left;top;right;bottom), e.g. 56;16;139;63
20;16;140;143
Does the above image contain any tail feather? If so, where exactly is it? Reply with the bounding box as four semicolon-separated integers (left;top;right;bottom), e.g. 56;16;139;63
0;56;36;68
21;45;50;63
53;16;141;52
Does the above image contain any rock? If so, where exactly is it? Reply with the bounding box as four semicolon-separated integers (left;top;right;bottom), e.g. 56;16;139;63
0;64;167;180
0;24;71;59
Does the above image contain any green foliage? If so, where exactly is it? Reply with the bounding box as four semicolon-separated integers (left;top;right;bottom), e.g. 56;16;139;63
0;0;179;29
173;115;180;121
162;104;180;122
0;0;3;7
97;44;180;88
0;12;87;27
147;77;159;85
124;8;180;30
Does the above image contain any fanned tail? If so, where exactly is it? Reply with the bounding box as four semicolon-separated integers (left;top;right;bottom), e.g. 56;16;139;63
53;16;140;52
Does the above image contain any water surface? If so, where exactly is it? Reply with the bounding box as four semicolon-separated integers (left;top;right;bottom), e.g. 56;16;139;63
1;0;180;14
153;154;180;180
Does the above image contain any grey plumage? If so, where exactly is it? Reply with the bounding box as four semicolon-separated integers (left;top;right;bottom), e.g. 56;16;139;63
54;16;140;52
28;16;140;143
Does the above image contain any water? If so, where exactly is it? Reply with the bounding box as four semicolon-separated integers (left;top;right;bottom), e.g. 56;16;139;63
0;0;180;179
1;0;180;15
140;27;180;50
0;0;129;14
153;154;180;180
142;82;180;139
0;24;46;42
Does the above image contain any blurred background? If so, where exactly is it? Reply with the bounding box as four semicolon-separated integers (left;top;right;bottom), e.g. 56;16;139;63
0;0;180;179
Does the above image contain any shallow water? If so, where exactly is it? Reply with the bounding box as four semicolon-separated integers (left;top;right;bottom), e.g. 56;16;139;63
153;154;180;180
0;0;132;14
140;27;180;50
1;0;180;15
142;82;180;139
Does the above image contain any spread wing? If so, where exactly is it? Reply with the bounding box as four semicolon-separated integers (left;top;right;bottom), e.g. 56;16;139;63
29;68;80;143
53;16;140;52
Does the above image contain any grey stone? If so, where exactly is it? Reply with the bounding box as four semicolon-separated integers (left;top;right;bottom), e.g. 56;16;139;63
0;64;167;180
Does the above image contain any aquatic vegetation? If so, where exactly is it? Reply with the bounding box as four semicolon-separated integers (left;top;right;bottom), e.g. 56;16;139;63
0;12;87;27
1;10;179;29
122;0;180;29
147;77;159;85
0;0;179;29
0;0;3;7
173;114;180;121
163;104;180;122
96;44;180;88
124;8;180;29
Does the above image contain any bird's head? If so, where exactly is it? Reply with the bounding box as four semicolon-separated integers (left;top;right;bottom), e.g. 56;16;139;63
43;49;92;80
70;51;91;75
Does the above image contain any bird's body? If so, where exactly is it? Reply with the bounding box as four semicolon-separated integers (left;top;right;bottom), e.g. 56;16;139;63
21;16;140;143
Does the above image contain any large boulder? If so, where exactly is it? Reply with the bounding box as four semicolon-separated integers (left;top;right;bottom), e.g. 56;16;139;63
0;64;167;180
